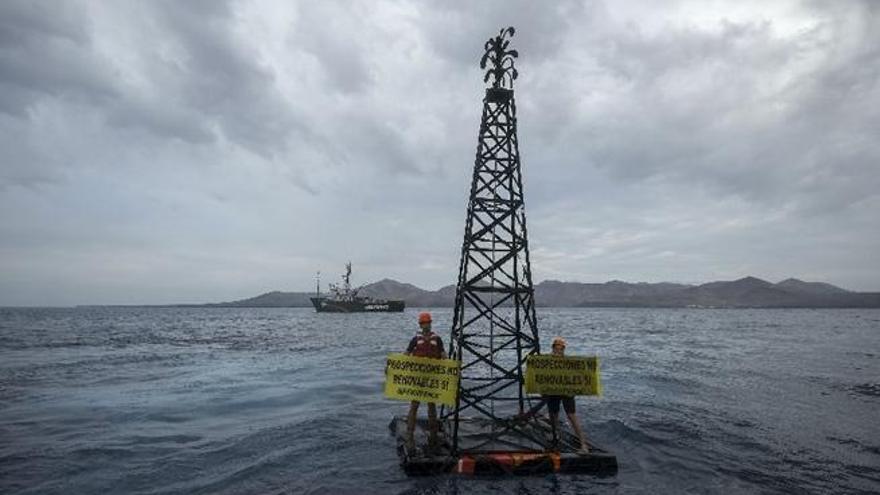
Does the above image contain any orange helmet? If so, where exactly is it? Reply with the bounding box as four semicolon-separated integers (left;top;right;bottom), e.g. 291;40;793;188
418;312;432;324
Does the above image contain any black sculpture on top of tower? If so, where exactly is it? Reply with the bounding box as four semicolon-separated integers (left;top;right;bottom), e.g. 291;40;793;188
480;27;519;89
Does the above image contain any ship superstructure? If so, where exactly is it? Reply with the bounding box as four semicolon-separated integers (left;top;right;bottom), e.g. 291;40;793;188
310;262;405;313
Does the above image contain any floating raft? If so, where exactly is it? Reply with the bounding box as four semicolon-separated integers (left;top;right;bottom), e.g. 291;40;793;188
389;416;618;476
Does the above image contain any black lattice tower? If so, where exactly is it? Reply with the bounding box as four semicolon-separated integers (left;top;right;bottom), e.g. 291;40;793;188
446;27;542;451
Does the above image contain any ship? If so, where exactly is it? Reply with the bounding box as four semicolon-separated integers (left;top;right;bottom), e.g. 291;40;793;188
310;262;405;313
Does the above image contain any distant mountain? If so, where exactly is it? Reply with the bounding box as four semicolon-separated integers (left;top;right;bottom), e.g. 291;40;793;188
775;278;849;295
360;279;455;307
203;291;314;307
673;276;803;307
200;276;879;308
539;280;692;307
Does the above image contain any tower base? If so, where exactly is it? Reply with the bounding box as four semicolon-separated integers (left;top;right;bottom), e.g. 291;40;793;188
389;416;618;476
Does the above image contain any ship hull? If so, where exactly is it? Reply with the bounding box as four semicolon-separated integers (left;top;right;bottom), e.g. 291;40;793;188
310;297;405;313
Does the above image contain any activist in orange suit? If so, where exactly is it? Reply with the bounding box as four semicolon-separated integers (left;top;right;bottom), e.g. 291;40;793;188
404;312;447;452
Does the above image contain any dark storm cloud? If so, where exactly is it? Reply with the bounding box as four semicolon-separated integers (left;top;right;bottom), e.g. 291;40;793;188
0;1;115;116
0;0;317;165
590;15;879;201
339;115;423;175
291;2;373;94
145;1;299;155
509;2;880;222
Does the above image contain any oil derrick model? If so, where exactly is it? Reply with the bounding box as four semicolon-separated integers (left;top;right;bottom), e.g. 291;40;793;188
391;27;617;476
445;27;542;451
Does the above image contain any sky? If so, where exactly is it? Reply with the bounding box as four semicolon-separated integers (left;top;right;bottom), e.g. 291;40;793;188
1;0;878;306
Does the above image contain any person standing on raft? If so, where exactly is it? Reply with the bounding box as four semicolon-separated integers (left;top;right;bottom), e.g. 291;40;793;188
404;312;447;451
546;336;590;453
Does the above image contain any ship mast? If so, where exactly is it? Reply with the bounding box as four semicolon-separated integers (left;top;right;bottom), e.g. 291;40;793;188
343;262;352;294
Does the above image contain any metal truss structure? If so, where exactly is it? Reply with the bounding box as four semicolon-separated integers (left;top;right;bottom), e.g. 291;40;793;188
446;27;544;452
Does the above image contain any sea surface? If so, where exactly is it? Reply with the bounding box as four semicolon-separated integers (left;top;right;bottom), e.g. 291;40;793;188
1;307;878;494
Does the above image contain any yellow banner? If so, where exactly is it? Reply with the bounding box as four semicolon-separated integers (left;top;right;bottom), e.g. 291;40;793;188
384;353;460;407
525;355;602;396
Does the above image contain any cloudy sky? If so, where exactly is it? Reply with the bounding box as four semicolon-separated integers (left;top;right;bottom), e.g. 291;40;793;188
1;0;877;306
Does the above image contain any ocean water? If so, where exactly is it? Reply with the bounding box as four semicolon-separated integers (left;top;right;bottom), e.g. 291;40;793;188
1;307;878;494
